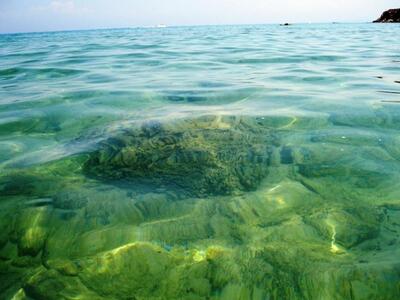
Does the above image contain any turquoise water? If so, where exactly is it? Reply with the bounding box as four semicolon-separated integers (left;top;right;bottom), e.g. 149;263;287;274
1;24;400;299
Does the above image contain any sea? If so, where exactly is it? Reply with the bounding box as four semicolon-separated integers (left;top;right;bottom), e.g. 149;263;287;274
0;23;400;299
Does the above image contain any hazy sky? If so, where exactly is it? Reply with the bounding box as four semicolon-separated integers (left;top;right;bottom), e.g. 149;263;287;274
0;0;399;33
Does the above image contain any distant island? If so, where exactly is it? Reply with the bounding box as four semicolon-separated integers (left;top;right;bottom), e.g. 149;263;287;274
373;8;400;23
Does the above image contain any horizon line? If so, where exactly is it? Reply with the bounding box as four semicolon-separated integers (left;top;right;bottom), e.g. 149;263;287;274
0;20;380;35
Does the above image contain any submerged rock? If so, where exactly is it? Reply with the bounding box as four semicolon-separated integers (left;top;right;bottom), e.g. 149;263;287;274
306;207;381;249
14;208;51;257
84;116;279;197
373;8;400;23
53;190;88;210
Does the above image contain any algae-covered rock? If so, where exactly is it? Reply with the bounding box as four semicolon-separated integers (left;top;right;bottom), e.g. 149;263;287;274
298;163;386;188
305;206;381;249
53;190;88;210
329;105;400;130
0;214;12;250
84;116;279;197
13;207;51;257
23;267;103;300
1;112;400;300
45;259;79;276
0;174;42;197
17;227;47;257
0;172;63;198
78;242;177;298
382;135;400;161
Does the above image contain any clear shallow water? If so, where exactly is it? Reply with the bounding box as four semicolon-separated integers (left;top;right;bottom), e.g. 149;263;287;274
0;24;400;299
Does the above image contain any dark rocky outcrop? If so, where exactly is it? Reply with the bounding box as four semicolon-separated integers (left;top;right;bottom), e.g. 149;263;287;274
84;116;280;197
373;8;400;23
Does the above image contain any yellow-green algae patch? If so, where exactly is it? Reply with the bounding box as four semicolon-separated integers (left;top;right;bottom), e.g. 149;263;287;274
1;114;400;299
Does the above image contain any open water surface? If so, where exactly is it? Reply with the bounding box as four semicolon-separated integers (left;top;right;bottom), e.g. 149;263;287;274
0;24;400;299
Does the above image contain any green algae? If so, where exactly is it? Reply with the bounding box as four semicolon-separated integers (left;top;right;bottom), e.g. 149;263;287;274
84;116;280;197
2;22;400;299
1;114;400;299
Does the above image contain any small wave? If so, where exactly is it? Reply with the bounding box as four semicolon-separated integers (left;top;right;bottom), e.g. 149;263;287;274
378;90;400;95
1;50;50;59
222;55;344;65
159;87;259;105
0;67;85;79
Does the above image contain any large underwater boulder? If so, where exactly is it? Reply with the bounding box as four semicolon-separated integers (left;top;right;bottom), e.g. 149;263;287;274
84;116;280;197
373;8;400;23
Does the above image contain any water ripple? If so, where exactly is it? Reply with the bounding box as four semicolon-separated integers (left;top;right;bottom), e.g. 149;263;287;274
0;23;399;164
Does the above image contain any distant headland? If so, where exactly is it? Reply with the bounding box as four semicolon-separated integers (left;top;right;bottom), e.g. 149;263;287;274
373;8;400;23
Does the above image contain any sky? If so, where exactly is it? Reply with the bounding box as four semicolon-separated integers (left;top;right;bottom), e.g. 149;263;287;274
0;0;399;33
